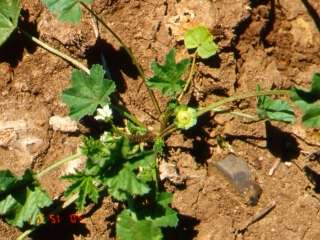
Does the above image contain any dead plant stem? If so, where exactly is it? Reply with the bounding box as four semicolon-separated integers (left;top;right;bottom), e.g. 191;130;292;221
22;30;90;74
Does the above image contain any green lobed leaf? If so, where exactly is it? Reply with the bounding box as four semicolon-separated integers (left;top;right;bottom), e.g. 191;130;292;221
63;136;133;210
301;106;320;128
62;64;116;120
102;151;156;201
127;120;148;136
42;0;92;24
153;138;165;154
103;167;150;201
151;192;178;228
184;26;219;59
257;86;295;123
63;173;100;211
135;152;157;184
0;170;16;192
0;170;52;228
64;135;157;204
291;73;320;110
0;0;21;46
81;136;115;168
116;192;178;240
291;73;320;128
146;49;190;97
116;209;163;240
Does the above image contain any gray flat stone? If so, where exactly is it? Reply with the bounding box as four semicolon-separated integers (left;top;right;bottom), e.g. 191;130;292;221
216;154;262;206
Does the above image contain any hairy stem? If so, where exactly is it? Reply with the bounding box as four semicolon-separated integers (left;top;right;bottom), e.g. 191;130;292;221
36;153;82;178
178;53;197;102
21;30;90;74
213;107;258;120
80;2;162;116
197;89;291;116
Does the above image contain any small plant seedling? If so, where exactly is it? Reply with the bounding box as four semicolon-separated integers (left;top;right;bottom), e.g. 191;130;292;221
0;1;319;240
184;26;219;59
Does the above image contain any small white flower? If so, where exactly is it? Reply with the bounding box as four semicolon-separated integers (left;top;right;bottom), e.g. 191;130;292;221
94;104;112;121
100;131;113;143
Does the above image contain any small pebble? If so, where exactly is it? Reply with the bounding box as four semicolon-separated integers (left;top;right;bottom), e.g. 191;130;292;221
216;154;262;206
284;162;292;167
49;116;78;132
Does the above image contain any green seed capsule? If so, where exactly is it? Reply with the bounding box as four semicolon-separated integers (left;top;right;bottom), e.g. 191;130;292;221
174;105;197;130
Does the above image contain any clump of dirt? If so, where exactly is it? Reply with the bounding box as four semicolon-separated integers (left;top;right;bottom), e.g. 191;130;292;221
1;0;320;239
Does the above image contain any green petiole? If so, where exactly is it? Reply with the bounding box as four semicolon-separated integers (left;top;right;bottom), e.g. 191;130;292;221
36;153;82;178
178;52;198;102
197;89;291;116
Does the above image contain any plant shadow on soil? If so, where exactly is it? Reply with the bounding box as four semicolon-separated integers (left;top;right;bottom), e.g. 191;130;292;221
301;0;320;32
85;37;140;94
164;214;200;240
304;166;320;193
225;121;300;161
79;116;111;139
0;9;38;67
83;37;143;135
265;121;300;161
260;0;276;47
181;112;213;165
30;204;90;240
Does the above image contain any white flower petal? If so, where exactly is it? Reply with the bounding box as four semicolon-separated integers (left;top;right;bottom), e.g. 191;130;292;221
95;104;112;121
94;115;105;121
96;108;106;116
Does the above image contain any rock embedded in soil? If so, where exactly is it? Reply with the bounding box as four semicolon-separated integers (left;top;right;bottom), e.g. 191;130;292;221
159;159;185;185
166;0;250;47
215;154;262;205
49;116;78;133
0;99;50;174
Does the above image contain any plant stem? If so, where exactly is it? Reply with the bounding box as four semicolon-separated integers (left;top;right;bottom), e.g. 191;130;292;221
178;53;197;102
21;30;90;74
159;123;177;139
112;105;146;129
213;107;258;120
159;90;290;139
80;2;162;116
61;185;105;210
36;153;82;179
17;229;34;240
197;89;291;116
161;127;177;139
159;123;175;138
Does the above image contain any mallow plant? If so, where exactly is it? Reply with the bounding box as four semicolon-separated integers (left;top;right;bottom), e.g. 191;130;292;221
0;1;319;239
